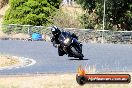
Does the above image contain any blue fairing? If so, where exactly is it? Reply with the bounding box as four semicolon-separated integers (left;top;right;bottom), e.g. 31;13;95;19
72;38;78;44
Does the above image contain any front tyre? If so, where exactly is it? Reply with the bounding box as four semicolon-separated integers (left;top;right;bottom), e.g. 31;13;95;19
71;46;84;59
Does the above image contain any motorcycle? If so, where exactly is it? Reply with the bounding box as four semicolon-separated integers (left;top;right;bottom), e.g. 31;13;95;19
57;31;84;60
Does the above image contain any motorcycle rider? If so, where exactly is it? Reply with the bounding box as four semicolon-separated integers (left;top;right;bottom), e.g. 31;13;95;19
51;26;79;56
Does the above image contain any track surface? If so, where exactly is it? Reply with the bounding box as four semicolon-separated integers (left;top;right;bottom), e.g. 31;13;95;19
0;40;132;75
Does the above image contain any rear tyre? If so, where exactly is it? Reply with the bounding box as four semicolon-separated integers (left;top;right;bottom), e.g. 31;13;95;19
79;57;83;60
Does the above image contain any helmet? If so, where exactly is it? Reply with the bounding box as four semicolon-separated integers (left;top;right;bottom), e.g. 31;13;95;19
51;26;61;36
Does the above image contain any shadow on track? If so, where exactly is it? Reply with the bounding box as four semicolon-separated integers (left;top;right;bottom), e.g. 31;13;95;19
68;58;88;60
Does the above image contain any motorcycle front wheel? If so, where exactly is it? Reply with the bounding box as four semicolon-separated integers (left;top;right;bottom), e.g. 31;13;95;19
71;46;83;60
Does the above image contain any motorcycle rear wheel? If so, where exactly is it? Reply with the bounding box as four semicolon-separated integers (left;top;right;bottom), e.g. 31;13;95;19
79;57;83;60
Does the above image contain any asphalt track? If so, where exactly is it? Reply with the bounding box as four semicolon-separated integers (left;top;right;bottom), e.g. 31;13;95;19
0;40;132;75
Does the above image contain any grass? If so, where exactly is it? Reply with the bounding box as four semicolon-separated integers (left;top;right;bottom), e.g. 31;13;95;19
0;73;131;88
0;55;131;88
0;64;131;88
0;55;21;67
